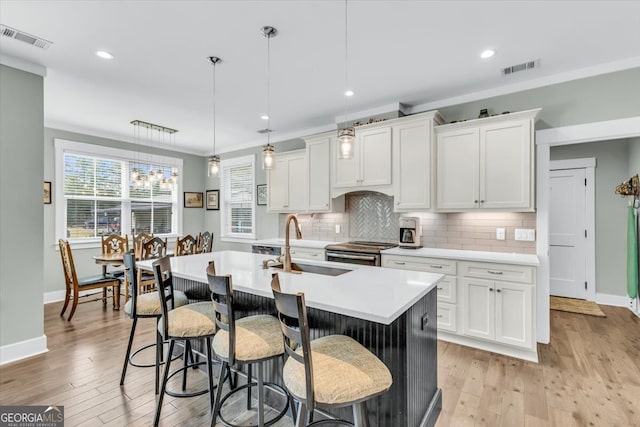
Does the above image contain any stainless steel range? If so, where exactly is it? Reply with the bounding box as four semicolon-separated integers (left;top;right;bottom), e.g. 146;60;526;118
324;241;398;266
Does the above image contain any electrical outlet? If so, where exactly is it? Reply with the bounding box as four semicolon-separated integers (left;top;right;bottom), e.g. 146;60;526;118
496;228;505;240
335;224;341;234
515;228;536;241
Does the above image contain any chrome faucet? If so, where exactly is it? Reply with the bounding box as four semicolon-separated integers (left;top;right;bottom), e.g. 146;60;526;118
283;214;302;272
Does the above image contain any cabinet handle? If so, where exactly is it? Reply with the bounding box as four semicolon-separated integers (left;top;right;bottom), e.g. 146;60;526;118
489;288;494;292
496;289;501;293
437;287;443;291
394;261;406;265
437;314;443;318
311;253;318;257
480;200;485;203
488;270;503;275
430;264;443;269
474;200;479;203
325;204;329;207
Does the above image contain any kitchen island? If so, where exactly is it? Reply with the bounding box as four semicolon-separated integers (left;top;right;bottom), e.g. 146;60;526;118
138;251;443;427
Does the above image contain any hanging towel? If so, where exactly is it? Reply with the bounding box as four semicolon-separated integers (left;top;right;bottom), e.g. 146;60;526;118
627;204;638;299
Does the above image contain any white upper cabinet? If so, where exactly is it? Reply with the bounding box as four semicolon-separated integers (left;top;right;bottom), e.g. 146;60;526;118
305;133;332;212
435;109;540;212
332;126;392;196
267;150;307;213
393;112;442;211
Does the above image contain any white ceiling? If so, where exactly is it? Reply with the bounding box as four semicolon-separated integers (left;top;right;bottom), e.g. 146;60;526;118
1;1;639;155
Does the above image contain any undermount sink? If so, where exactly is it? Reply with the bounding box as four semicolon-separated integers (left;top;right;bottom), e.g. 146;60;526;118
270;262;351;277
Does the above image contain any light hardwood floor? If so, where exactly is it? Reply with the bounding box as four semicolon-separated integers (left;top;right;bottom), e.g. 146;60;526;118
1;301;639;426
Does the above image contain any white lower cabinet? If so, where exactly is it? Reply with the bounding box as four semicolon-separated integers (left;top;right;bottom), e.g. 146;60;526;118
382;254;537;361
289;247;325;261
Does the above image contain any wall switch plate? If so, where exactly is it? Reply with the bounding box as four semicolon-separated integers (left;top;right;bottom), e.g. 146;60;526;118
335;224;341;234
496;228;505;240
515;228;536;241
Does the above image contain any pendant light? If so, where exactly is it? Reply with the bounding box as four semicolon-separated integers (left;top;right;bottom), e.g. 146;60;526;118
337;0;355;159
261;25;277;170
207;56;222;177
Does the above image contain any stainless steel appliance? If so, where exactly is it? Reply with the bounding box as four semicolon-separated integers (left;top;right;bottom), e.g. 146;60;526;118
399;216;422;249
252;244;281;256
324;241;398;266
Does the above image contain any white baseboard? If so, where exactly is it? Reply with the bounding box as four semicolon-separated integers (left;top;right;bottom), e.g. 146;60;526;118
0;335;48;365
595;292;633;307
437;331;538;363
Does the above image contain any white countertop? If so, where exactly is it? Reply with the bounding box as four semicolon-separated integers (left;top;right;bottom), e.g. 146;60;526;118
253;239;338;249
138;251;442;325
382;247;539;266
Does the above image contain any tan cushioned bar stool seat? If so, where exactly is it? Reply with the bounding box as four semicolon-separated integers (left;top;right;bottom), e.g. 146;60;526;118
157;301;216;338
124;290;188;316
283;335;392;405
212;314;284;362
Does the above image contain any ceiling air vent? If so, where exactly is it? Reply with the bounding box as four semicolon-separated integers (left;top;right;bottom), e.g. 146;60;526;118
501;59;538;76
0;24;52;49
256;128;273;134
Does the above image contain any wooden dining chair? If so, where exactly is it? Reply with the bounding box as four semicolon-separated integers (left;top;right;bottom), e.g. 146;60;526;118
58;239;121;321
133;232;154;260
197;231;213;254
175;234;197;256
101;233;130;254
138;237;168;294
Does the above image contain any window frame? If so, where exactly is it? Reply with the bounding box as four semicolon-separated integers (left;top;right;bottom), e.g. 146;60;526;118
54;139;183;249
220;154;256;241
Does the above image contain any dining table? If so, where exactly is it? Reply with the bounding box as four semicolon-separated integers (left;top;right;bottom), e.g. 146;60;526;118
92;252;128;303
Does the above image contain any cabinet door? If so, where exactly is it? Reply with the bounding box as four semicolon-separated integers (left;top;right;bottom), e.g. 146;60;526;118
333;137;360;188
436;128;480;209
267;157;289;211
462;277;494;341
360;127;392;186
393;120;432;210
480;120;532;209
307;137;331;211
289;247;325;260
437;302;457;333
495;281;533;348
287;155;307;211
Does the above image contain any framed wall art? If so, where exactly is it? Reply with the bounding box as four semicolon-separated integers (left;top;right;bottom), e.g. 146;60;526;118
206;190;220;210
184;192;203;208
44;181;52;204
257;184;267;206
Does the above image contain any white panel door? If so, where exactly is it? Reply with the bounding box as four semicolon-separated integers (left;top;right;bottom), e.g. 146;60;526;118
436;129;480;209
495;282;533;349
360;127;392;186
393;120;431;210
550;168;587;299
480;120;531;209
287;155;307;211
267;157;289;211
462;278;494;340
333;137;360;188
307;137;331;211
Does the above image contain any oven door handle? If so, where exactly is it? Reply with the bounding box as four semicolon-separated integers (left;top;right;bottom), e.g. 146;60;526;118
327;252;377;261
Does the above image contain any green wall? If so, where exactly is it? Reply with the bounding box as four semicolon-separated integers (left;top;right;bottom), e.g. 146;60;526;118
43;128;206;295
0;65;44;349
551;139;632;296
437;68;640;129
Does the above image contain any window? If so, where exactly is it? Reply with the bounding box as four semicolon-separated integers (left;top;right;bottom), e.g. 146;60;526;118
55;139;182;245
220;155;255;239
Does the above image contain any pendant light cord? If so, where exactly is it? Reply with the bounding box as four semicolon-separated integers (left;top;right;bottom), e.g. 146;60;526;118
343;0;349;127
266;30;271;146
212;60;217;156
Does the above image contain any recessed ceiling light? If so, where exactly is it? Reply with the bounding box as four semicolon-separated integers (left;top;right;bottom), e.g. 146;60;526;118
95;50;114;59
260;115;269;120
344;90;354;97
480;49;495;59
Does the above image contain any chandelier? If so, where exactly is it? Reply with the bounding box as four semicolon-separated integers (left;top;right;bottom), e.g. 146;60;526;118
130;120;178;189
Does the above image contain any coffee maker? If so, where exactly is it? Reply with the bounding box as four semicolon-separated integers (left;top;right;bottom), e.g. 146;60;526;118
399;216;421;249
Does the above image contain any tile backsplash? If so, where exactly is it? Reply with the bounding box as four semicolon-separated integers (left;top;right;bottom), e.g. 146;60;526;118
279;192;536;254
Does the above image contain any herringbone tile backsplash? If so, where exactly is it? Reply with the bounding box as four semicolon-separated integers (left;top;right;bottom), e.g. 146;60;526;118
279;192;536;253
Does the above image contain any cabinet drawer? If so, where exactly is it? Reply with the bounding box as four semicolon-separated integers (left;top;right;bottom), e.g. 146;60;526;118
289;247;324;261
461;262;534;284
436;276;457;304
437;303;457;333
383;255;457;275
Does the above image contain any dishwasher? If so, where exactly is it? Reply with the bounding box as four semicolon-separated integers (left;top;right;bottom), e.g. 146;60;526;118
251;244;282;256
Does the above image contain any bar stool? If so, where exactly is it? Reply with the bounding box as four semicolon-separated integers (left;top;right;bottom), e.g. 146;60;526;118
153;256;219;427
270;273;393;427
119;251;188;394
207;266;291;427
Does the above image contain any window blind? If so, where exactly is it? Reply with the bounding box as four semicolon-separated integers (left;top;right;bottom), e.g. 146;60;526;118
221;156;255;238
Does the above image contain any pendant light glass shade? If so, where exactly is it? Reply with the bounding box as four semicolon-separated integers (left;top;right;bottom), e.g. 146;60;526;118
337;127;355;159
208;155;220;177
262;144;275;170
